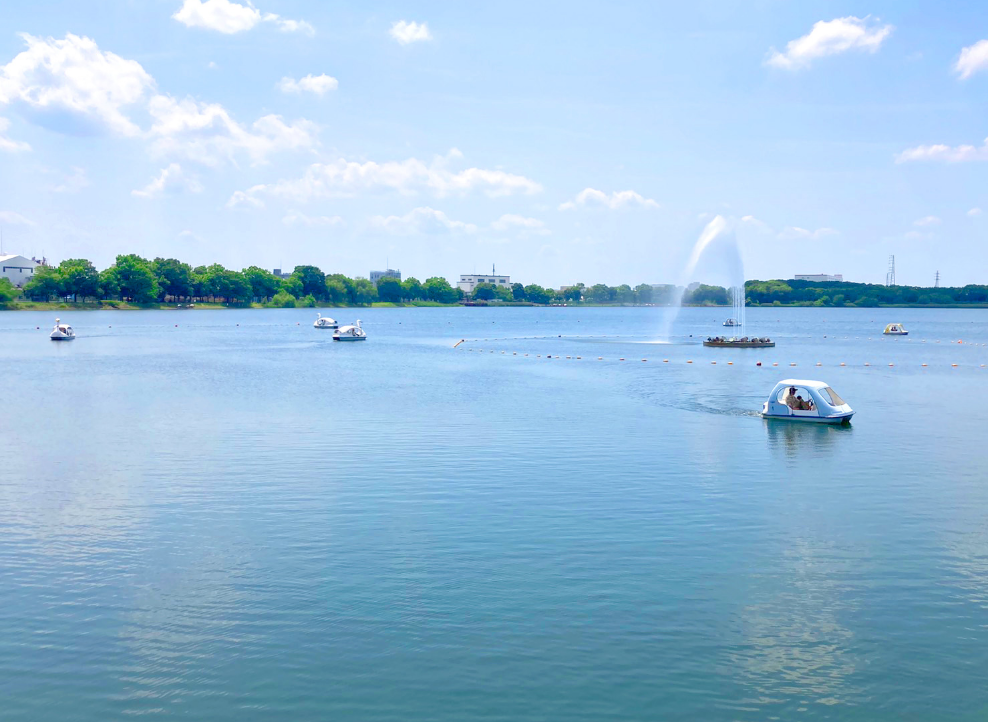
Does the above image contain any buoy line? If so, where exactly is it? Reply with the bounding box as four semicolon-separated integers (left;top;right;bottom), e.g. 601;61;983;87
456;346;985;368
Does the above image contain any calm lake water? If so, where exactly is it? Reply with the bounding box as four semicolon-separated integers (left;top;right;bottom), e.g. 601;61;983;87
2;306;987;721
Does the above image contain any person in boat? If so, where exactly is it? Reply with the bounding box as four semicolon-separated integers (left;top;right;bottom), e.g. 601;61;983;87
785;387;799;409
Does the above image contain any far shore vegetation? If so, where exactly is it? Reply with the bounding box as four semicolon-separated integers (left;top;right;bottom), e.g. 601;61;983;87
2;255;987;311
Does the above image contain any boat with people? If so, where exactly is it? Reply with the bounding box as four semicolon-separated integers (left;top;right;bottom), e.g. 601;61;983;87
314;313;338;330
703;335;774;348
723;318;740;327
883;323;908;336
761;379;853;424
50;318;75;341
333;320;366;341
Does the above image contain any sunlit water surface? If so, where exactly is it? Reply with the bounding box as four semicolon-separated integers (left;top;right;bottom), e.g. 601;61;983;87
2;306;987;721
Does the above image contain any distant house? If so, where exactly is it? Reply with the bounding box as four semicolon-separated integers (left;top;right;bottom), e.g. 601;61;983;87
370;269;401;284
272;268;292;280
795;274;843;283
458;272;510;295
0;254;39;287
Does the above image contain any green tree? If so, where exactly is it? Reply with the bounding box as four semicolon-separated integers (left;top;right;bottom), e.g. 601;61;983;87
0;277;20;306
377;277;403;303
586;283;614;304
524;284;552;304
634;283;653;304
268;290;296;308
511;282;526;300
99;267;120;298
402;277;424;300
351;278;378;305
282;276;303;298
615;284;635;304
297;293;317;308
110;254;159;302
424;277;459;304
22;266;64;301
153;258;194;300
292;265;326;299
473;282;496;301
564;284;584;302
59;259;100;301
325;274;355;302
493;285;513;302
324;279;348;305
242;266;282;301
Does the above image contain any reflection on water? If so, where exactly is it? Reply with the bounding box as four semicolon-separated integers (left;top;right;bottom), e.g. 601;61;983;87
1;306;988;721
765;420;854;459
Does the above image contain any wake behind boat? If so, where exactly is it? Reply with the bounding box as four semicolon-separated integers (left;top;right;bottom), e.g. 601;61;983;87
50;318;75;341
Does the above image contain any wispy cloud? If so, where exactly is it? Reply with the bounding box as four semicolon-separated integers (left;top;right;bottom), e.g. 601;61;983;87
766;16;893;70
282;209;343;226
491;214;550;235
132;163;203;198
968;207;983;217
0;210;36;226
172;0;313;35
0;117;29;152
558;188;658;211
896;138;988;163
277;74;338;95
913;215;941;226
370;207;476;235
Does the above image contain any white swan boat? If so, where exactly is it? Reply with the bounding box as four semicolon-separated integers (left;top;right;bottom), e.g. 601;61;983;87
50;318;75;341
314;313;338;329
761;379;853;424
723;318;740;327
333;320;366;341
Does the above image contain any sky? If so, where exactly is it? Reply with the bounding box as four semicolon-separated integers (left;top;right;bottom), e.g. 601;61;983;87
1;0;987;288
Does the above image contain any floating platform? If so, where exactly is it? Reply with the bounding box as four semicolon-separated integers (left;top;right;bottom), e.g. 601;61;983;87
703;338;775;348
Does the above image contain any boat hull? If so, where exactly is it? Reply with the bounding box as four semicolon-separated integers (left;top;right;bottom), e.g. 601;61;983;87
883;332;908;336
762;412;853;425
50;336;75;341
703;341;775;348
333;336;366;342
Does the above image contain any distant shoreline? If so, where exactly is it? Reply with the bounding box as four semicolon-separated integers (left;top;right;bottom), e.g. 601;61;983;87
3;301;988;312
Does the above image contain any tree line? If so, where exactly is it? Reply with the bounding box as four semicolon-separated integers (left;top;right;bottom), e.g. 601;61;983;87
745;279;988;307
2;255;465;306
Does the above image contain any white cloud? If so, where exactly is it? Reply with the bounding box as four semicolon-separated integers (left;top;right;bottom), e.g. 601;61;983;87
558;188;659;211
226;189;265;209
968;208;983;217
913;215;941;226
282;209;343;226
232;149;541;205
0;117;30;152
390;21;432;45
896;138;988;163
131;163;203;198
740;214;773;232
0;210;35;226
264;15;315;36
777;226;839;241
277;74;338;95
766;16;893;70
0;33;154;136
491;214;550;235
955;39;988;80
148;94;317;167
370;207;477;235
172;0;261;33
173;1;313;35
51;166;90;193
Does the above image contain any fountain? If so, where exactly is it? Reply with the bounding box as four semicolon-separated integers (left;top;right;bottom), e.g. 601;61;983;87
671;215;774;348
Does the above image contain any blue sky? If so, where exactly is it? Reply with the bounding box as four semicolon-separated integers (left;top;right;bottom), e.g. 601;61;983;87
1;0;986;287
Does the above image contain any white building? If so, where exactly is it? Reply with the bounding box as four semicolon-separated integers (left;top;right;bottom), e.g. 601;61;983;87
370;269;401;284
795;274;843;283
457;272;511;295
0;254;39;287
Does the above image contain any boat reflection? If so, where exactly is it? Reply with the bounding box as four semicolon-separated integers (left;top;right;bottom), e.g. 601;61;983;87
766;418;853;459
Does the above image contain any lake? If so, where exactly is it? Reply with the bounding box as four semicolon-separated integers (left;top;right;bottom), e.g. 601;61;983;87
2;306;987;721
